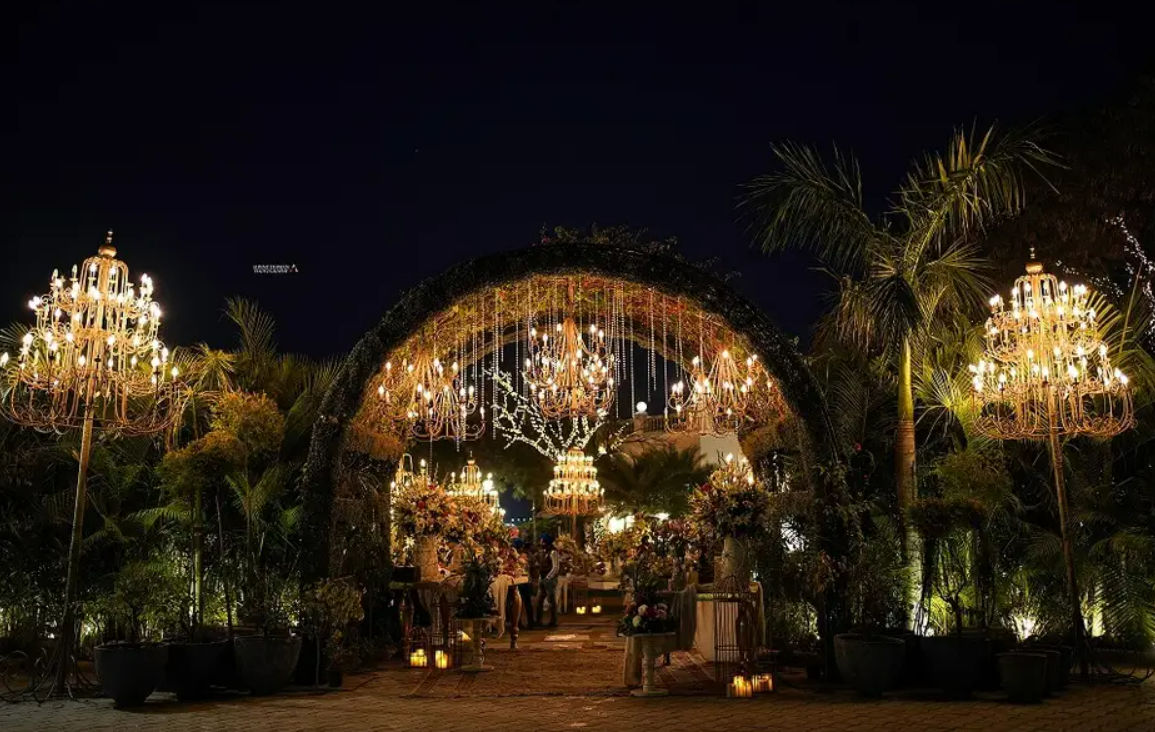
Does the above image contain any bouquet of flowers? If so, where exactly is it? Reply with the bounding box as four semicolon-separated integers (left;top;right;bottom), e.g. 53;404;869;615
618;600;674;636
689;455;771;542
394;479;455;538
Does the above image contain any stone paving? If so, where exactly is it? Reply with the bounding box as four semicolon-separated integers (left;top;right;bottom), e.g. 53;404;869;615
3;619;1153;731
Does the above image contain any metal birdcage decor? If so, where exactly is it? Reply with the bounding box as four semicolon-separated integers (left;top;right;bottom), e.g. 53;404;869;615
970;256;1134;440
524;282;615;419
542;447;603;537
445;457;500;512
667;348;766;434
966;253;1137;678
0;232;188;698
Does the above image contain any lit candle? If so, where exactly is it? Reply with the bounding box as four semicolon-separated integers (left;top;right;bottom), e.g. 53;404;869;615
591;605;602;614
409;648;428;668
576;606;587;615
435;650;449;669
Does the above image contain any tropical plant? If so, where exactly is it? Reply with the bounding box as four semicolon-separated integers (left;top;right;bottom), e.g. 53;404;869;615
596;445;709;517
742;123;1057;619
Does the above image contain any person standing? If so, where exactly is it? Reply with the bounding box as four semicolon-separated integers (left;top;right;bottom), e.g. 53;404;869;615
513;539;536;629
537;534;561;628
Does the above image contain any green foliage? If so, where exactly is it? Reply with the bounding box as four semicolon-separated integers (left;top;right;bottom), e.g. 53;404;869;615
210;391;286;462
596;445;709;517
89;559;186;643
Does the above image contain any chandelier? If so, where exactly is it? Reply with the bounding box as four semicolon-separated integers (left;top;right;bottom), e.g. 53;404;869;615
969;257;1134;440
3;234;185;433
667;348;764;434
0;233;186;697
445;457;500;513
542;447;603;519
524;284;615;419
377;350;482;442
966;253;1136;678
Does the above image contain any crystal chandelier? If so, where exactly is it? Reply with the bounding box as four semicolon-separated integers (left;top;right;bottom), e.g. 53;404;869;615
969;257;1134;440
966;253;1136;678
445;457;500;512
667;348;763;434
377;350;482;442
3;233;185;433
542;447;604;521
0;232;186;697
524;284;615;419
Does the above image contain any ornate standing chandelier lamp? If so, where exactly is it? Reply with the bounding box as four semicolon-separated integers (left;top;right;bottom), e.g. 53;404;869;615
0;232;187;697
542;446;604;536
968;253;1135;678
524;281;615;419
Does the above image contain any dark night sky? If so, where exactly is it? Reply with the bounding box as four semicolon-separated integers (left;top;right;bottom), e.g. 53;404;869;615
10;1;1153;359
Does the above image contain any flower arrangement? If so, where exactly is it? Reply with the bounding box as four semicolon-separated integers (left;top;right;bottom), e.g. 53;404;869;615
618;601;674;636
393;479;455;538
689;455;771;542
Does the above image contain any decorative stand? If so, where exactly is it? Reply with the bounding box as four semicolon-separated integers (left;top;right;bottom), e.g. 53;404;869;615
631;632;675;697
460;617;498;672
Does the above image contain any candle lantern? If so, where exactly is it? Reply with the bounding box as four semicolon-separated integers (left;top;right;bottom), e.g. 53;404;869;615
753;673;775;693
408;648;428;668
575;606;587;615
591;604;602;614
727;675;753;698
435;649;450;670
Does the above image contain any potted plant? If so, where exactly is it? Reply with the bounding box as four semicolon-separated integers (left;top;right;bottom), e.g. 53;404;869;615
618;557;677;697
93;561;181;708
910;497;992;698
835;526;907;696
688;455;771;589
455;547;501;671
393;476;454;581
228;464;303;695
303;576;364;688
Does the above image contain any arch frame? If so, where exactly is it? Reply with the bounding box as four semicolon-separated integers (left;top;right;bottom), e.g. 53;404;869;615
300;242;842;578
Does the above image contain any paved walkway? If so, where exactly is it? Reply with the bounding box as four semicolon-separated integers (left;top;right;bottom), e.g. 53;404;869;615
3;620;1153;731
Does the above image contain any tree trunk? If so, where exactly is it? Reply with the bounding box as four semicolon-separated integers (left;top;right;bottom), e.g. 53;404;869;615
55;404;94;691
895;338;919;629
193;485;204;628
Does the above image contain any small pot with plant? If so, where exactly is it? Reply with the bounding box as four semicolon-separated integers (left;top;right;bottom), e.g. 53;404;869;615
910;497;992;698
93;561;181;708
303;576;364;688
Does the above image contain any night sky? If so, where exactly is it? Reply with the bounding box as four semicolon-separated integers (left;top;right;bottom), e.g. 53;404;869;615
11;1;1152;359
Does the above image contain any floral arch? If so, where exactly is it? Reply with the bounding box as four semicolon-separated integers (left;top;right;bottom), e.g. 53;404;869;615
299;241;840;578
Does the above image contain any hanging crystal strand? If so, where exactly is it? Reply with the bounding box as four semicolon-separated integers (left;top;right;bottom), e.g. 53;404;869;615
665;292;674;413
649;289;656;397
493;288;499;423
676;296;684;384
628;307;636;417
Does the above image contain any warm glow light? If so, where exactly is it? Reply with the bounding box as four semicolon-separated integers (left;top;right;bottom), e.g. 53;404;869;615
542;447;603;518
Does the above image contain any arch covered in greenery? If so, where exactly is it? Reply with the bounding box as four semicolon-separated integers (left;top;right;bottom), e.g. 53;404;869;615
299;241;841;578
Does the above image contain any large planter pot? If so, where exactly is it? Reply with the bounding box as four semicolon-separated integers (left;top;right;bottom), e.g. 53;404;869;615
165;639;229;700
233;635;302;695
998;652;1048;703
630;632;676;697
834;634;906;697
414;536;440;581
922;634;991;698
95;642;169;708
1023;644;1070;690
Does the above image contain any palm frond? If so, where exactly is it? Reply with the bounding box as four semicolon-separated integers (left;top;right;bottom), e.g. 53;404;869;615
741;141;880;273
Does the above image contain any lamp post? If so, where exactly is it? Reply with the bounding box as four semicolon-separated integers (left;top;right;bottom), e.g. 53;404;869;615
968;253;1134;678
1;233;187;696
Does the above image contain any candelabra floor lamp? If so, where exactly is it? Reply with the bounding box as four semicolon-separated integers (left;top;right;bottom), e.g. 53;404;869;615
969;254;1134;679
1;234;186;698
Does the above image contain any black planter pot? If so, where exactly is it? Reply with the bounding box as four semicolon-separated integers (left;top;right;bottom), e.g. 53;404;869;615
1024;644;1070;689
233;635;303;695
998;652;1048;703
165;639;230;700
834;634;907;697
95;642;169;708
921;634;991;698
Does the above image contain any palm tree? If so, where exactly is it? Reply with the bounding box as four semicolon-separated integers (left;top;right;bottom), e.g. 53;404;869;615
597;445;710;517
742;124;1056;622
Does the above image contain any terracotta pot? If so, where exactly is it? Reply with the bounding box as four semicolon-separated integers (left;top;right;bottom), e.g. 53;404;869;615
834;634;906;697
95;642;168;708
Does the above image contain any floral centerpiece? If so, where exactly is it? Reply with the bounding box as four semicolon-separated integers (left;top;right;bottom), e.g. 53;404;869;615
618;552;677;635
689;454;771;587
394;479;455;579
619;600;674;635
